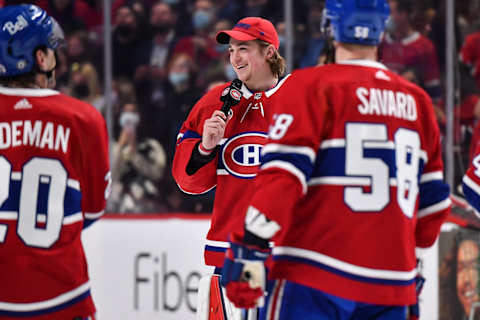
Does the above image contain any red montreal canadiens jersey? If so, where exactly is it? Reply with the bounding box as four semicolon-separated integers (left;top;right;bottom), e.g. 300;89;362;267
172;77;289;267
249;60;450;305
379;32;441;101
0;87;110;319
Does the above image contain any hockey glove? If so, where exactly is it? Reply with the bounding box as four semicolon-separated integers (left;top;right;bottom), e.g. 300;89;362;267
221;234;270;309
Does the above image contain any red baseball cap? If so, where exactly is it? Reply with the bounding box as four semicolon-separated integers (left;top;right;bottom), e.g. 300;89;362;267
216;17;279;50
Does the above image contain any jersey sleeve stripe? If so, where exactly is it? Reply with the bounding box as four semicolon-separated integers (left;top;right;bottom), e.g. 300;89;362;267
84;210;104;220
463;175;480;212
177;130;201;144
0;281;90;312
272;246;416;283
417;198;451;218
261;160;308;194
63;212;83;225
419;180;450;209
262;144;316;163
420;171;443;183
67;179;80;191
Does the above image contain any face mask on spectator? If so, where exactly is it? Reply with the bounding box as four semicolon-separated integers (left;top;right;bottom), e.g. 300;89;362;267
169;72;189;86
116;24;135;37
224;64;236;81
151;22;171;35
119;111;140;128
73;83;90;99
193;10;212;30
163;0;179;5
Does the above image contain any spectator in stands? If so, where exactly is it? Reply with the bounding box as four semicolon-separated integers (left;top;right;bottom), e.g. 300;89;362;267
42;0;88;35
162;53;203;161
203;19;232;84
299;1;326;68
172;0;219;68
66;30;92;64
112;5;149;79
214;0;242;23
440;232;480;320
134;1;179;84
68;62;105;112
379;0;442;105
109;102;168;213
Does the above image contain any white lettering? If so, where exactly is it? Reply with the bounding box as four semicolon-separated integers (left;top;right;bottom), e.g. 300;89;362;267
357;87;369;114
396;92;407;120
23;120;42;147
388;90;397;117
355;87;418;122
39;122;54;150
0;121;71;153
369;88;381;115
55;125;70;153
406;95;417;121
0;123;11;148
11;121;22;147
2;15;28;36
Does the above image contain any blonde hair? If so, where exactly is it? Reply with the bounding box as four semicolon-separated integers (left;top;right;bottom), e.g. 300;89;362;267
256;40;286;78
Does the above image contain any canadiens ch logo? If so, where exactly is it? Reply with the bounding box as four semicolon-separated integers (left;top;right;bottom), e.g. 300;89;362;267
221;132;268;178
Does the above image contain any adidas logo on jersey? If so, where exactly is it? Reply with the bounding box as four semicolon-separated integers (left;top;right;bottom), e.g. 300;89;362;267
14;98;32;110
375;70;391;81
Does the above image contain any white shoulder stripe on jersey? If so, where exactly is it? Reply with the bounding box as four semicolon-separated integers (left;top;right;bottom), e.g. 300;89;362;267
420;171;444;184
84;210;104;220
261;160;307;194
67;179;80;191
309;176;371;186
273;246;417;281
463;175;480;197
0;212;83;225
265;74;292;98
10;173;81;192
0;281;90;311
205;239;230;248
319;139;428;162
0;211;17;220
417;198;451;219
262;144;316;163
63;212;83;225
320;139;345;149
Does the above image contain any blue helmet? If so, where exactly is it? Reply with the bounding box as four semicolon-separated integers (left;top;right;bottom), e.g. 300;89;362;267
0;5;64;77
324;0;390;46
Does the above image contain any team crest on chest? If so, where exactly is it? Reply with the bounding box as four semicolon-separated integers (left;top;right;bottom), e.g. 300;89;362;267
221;132;268;178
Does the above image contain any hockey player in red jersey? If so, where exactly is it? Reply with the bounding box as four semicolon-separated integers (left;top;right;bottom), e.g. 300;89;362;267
171;16;288;319
221;0;451;319
0;5;110;320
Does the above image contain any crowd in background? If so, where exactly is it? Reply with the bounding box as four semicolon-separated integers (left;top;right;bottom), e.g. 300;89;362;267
2;0;480;214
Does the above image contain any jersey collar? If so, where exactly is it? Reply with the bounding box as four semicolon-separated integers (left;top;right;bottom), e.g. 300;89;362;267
337;59;388;70
0;86;59;97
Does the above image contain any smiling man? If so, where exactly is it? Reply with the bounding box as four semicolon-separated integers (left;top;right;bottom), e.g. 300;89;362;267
171;17;288;320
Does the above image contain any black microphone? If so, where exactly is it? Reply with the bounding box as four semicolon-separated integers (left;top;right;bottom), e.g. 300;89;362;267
220;78;243;116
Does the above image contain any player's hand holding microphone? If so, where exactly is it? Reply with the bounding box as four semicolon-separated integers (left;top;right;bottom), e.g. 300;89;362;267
200;79;243;154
